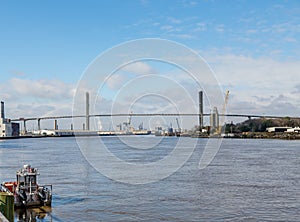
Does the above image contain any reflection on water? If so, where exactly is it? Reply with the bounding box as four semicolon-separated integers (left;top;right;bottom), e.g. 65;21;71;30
15;206;52;222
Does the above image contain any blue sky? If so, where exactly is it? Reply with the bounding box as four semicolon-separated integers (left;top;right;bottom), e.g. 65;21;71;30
1;0;300;130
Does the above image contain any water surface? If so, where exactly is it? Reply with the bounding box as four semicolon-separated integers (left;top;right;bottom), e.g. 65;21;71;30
0;137;299;221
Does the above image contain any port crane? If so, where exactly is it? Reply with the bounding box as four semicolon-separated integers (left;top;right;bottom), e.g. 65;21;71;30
123;111;133;131
217;90;230;135
176;118;181;133
138;122;144;130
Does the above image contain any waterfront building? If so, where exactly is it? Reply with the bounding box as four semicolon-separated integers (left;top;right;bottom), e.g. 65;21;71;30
286;127;300;133
266;126;292;133
266;126;300;133
0;101;19;137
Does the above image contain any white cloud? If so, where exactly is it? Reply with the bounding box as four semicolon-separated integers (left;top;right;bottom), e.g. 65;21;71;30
122;61;156;75
292;84;300;94
4;78;74;100
106;74;127;90
167;17;182;24
205;53;300;117
284;37;297;43
170;33;194;39
215;24;225;33
246;29;258;34
161;25;173;31
0;77;75;122
193;22;207;32
208;54;300;90
182;0;198;7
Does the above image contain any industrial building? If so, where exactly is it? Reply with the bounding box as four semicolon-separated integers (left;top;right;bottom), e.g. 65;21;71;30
286;127;300;133
266;127;292;133
267;126;300;133
0;101;20;137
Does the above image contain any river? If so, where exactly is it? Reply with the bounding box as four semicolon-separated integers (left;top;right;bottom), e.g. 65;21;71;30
0;136;299;221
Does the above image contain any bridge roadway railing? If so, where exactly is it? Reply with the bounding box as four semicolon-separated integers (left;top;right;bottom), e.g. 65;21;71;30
11;113;298;122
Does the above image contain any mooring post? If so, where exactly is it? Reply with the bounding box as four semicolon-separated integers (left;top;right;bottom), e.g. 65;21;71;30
0;192;14;222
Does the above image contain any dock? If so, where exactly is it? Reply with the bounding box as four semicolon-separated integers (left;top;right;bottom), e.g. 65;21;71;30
0;192;14;222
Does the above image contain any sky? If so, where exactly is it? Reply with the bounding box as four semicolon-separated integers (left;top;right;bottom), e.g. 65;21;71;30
1;0;300;130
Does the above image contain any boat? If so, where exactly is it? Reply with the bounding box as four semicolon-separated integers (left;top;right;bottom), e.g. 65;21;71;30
0;164;52;208
98;115;151;136
97;130;131;136
98;130;151;136
132;129;151;135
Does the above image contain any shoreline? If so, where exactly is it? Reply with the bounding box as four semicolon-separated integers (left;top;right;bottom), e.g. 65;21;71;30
225;132;300;140
1;132;300;140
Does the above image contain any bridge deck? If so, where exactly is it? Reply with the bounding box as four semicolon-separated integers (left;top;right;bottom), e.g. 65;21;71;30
11;113;299;122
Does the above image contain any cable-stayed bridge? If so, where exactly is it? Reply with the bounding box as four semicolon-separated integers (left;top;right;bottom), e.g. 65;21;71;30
11;113;299;132
7;91;300;132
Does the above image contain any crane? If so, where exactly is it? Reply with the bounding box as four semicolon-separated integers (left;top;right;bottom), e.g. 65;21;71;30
176;118;181;133
217;90;230;135
128;111;132;126
123;111;133;132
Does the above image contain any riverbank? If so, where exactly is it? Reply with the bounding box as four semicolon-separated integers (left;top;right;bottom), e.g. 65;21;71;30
0;135;40;140
1;132;300;140
182;132;300;140
228;132;300;140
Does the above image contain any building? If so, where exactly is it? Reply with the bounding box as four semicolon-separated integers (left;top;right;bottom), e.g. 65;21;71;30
286;127;300;133
210;106;219;132
0;101;20;137
266;126;292;133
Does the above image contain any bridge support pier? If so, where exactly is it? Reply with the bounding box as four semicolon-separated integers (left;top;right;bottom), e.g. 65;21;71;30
54;119;58;130
86;92;90;131
37;118;41;131
23;120;27;135
199;91;203;130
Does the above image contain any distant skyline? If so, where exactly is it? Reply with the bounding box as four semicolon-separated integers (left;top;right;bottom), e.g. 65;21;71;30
1;0;300;130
